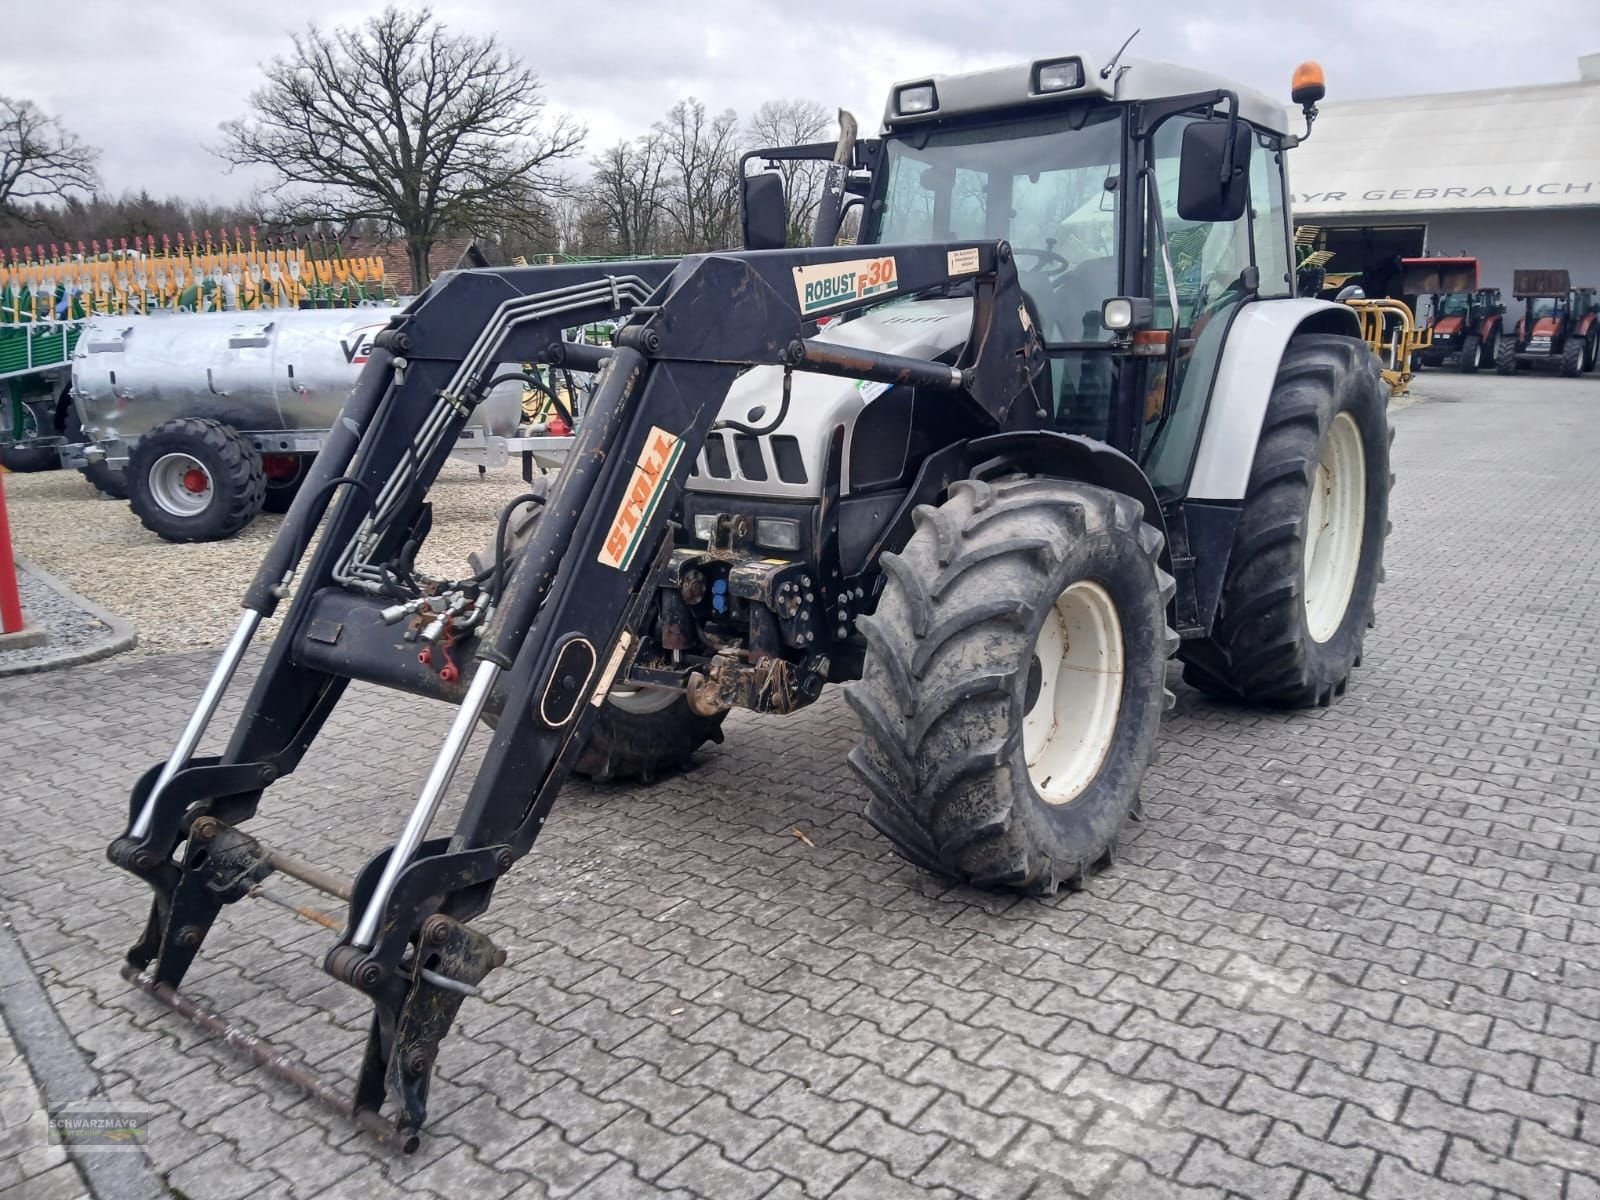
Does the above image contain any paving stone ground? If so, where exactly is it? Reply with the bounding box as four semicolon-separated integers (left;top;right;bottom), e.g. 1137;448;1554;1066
0;1001;90;1200
1;371;1598;1198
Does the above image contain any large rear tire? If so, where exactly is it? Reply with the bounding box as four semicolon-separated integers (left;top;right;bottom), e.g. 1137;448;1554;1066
846;476;1175;895
128;418;265;542
1179;334;1390;708
472;478;725;782
1494;335;1517;375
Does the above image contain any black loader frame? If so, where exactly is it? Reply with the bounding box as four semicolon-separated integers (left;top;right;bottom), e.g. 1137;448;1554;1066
108;244;1045;1151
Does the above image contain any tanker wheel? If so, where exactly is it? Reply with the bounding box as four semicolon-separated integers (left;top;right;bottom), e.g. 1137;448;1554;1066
1494;335;1517;375
62;408;130;499
0;399;59;473
1560;336;1584;377
1179;334;1390;708
846;475;1176;895
261;454;309;514
471;479;725;783
1457;334;1481;374
128;418;266;542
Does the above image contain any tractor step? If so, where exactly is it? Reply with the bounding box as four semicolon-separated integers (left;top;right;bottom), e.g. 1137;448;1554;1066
120;962;420;1154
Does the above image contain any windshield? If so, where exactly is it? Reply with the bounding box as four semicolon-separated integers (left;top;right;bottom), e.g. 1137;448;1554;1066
870;108;1122;345
1439;294;1470;316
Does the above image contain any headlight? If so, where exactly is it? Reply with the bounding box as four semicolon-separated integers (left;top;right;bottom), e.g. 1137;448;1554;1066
756;518;801;551
895;84;937;115
1034;58;1084;94
1101;296;1154;332
692;513;720;543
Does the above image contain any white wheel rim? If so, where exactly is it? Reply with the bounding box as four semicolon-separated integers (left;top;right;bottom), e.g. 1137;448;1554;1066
148;453;214;517
1303;412;1366;643
607;685;680;714
1023;580;1124;806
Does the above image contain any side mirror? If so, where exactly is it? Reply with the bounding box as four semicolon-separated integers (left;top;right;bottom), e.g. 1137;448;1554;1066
741;172;788;251
1176;118;1251;223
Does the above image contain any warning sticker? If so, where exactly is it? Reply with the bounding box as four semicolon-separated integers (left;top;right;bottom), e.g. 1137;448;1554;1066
792;256;898;317
946;247;981;276
598;426;683;570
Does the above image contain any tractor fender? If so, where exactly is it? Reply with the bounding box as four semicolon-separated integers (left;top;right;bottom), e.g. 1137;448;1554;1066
1479;314;1502;340
1187;299;1362;502
966;430;1169;571
1577;313;1598;338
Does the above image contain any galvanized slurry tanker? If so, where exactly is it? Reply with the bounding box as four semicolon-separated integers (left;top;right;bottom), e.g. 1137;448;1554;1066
70;306;524;540
108;51;1392;1149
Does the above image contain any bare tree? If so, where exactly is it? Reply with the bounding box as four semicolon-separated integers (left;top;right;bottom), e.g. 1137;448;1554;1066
656;99;742;253
220;6;584;288
588;134;670;255
747;99;833;245
0;97;98;220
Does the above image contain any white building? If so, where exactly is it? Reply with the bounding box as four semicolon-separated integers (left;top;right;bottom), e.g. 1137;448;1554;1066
1290;54;1600;300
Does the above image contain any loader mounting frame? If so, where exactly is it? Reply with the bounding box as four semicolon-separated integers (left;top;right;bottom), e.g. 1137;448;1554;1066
106;244;1044;1149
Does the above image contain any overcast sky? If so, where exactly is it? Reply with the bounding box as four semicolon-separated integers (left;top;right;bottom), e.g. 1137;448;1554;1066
4;0;1597;204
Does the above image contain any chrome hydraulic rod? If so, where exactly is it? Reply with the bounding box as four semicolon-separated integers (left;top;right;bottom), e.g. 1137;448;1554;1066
130;610;261;839
350;662;501;949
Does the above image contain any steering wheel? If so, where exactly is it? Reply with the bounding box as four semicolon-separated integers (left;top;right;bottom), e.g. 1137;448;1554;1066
1013;247;1072;278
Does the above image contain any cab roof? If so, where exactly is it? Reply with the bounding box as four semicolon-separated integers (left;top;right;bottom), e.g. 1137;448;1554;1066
882;54;1289;136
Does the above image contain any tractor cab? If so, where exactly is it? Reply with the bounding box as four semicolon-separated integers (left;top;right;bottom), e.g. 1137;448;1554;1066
738;53;1315;506
1401;256;1504;372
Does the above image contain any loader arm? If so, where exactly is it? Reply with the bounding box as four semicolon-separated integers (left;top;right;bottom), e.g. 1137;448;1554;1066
107;241;1044;1148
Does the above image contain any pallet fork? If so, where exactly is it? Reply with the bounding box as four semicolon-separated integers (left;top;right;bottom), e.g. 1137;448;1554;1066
106;244;1043;1149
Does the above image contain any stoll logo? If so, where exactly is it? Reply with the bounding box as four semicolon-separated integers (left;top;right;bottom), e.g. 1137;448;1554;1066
598;426;683;570
792;257;899;316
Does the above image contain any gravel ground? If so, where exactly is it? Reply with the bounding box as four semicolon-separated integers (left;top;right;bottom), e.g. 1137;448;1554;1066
0;562;133;674
2;459;538;655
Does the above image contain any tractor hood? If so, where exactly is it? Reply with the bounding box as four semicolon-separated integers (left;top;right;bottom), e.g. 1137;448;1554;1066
686;297;973;500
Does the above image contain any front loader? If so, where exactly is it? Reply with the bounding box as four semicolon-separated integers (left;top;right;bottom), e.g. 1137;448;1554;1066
108;50;1392;1150
1497;268;1594;376
1402;256;1504;373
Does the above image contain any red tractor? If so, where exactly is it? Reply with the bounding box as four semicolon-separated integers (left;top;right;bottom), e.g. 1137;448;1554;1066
1497;269;1597;377
1403;257;1505;374
1570;286;1600;372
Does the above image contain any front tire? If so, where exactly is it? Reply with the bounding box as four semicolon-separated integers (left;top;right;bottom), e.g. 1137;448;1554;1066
1179;334;1390;708
128;418;265;542
1560;336;1584;377
472;479;725;782
1495;335;1517;375
1458;334;1480;374
846;476;1175;895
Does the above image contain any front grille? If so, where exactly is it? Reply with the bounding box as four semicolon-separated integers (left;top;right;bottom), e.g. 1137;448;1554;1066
693;430;809;486
733;435;767;481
